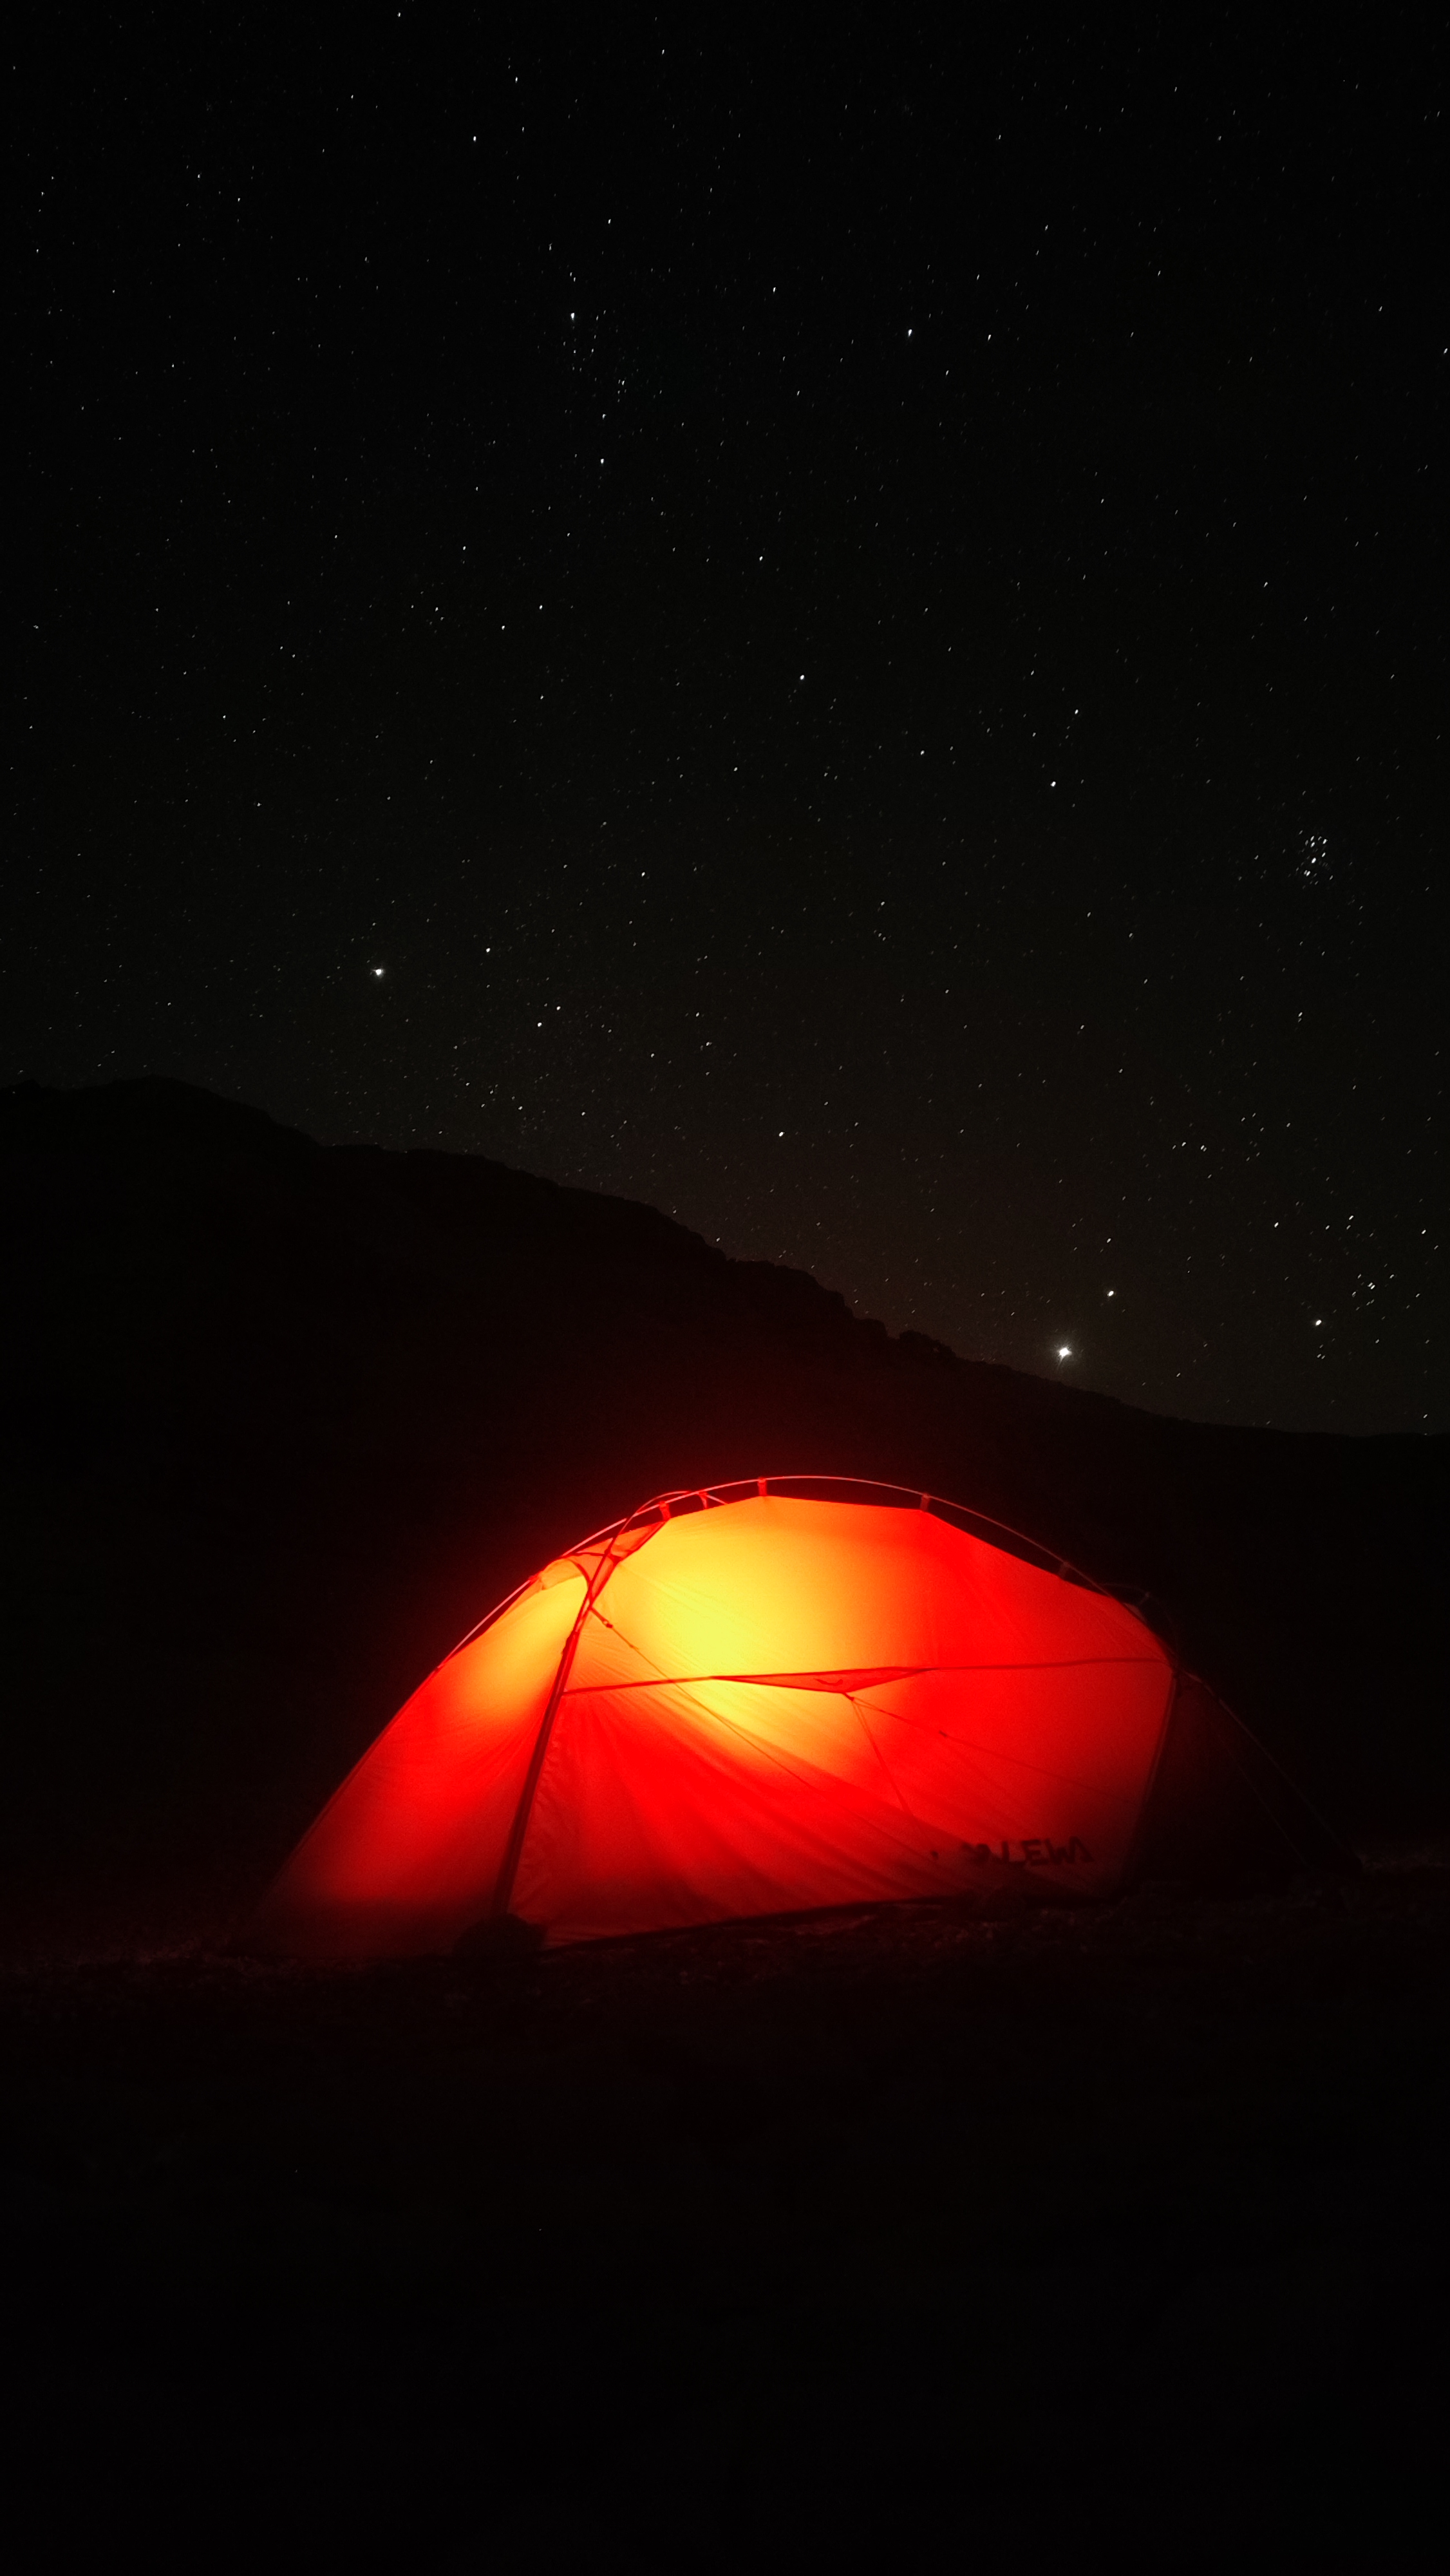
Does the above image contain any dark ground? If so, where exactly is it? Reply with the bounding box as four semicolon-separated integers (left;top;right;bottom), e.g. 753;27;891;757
3;1077;1448;2564
5;1871;1449;2571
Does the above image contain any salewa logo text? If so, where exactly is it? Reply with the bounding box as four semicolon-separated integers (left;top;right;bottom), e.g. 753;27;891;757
963;1837;1093;1868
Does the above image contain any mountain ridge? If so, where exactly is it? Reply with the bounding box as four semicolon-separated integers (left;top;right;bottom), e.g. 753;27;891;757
3;1076;1444;1947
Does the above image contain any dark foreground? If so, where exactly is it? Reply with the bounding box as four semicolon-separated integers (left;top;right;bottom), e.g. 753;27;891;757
5;1869;1449;2572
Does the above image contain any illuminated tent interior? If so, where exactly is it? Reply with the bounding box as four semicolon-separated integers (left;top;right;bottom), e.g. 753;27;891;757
254;1479;1344;1956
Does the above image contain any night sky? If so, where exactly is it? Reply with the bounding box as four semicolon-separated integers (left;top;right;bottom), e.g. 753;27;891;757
13;19;1446;1434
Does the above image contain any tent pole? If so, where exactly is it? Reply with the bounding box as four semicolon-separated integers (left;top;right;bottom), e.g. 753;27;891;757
488;1517;657;1920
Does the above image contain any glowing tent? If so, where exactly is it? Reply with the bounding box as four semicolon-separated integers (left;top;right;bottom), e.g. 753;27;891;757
255;1478;1340;1956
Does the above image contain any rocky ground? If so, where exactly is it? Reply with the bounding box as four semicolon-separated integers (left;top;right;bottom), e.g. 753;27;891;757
5;1862;1447;2571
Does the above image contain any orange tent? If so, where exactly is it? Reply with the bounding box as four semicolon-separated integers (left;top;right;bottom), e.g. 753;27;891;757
255;1478;1340;1956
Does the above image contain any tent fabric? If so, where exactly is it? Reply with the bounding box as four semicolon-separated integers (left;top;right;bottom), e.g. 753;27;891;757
253;1481;1335;1958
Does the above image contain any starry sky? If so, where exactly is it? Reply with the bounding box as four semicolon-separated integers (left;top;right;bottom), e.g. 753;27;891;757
12;17;1447;1434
